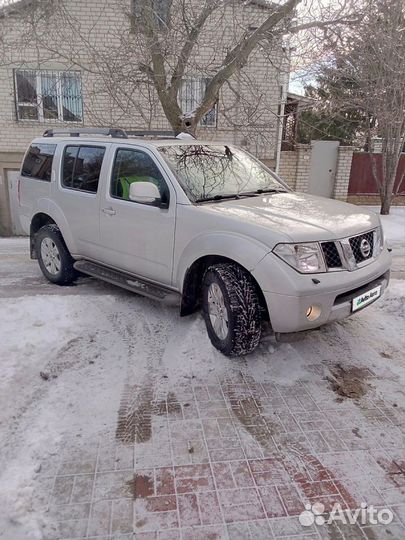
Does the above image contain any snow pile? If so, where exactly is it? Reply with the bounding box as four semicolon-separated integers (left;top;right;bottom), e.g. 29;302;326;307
366;206;405;246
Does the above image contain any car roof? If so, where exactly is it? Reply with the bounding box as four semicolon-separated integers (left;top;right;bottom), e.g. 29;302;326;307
31;137;229;148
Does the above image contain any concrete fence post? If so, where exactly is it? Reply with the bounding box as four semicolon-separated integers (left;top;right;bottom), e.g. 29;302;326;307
278;150;298;189
333;146;354;201
295;144;311;193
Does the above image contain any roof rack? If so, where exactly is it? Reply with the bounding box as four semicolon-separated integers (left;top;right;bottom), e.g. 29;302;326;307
43;128;128;138
42;128;197;140
126;130;176;138
126;131;196;140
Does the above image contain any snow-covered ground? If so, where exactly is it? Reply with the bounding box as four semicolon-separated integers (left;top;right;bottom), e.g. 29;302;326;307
367;207;405;279
0;209;404;540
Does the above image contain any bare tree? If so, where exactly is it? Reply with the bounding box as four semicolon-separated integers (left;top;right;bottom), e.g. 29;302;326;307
361;0;405;214
301;0;405;214
0;0;364;184
3;0;358;132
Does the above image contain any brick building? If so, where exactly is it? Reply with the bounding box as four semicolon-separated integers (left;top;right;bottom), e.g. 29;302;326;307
0;0;291;234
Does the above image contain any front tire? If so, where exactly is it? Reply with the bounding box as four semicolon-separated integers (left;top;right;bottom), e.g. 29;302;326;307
35;225;77;285
202;263;262;356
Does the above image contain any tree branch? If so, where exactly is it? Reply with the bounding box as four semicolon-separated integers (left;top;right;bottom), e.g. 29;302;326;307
168;0;217;98
192;0;301;123
289;14;363;35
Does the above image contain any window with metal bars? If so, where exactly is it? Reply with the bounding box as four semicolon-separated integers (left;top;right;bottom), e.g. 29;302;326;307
178;77;217;127
14;69;83;123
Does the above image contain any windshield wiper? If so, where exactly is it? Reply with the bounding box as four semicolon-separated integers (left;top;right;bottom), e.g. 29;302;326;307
195;194;239;203
195;192;258;203
240;188;287;196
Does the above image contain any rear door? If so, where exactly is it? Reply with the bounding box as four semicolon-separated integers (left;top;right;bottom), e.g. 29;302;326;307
99;144;176;285
19;142;56;234
55;142;108;258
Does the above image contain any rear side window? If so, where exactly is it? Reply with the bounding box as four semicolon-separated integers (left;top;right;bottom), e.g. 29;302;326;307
62;145;105;193
21;143;56;181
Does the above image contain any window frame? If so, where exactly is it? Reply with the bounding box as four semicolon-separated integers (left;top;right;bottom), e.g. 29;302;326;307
109;146;171;208
178;77;218;128
60;144;106;195
14;69;83;124
20;143;57;182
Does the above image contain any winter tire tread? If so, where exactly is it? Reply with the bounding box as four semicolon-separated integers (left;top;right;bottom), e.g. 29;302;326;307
202;262;262;356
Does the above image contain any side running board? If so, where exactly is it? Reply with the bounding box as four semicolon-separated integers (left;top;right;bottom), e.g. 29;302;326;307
74;260;180;305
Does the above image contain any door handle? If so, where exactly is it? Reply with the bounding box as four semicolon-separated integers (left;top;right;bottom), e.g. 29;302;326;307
102;207;116;216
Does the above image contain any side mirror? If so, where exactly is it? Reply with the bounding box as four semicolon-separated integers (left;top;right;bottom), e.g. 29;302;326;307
129;181;161;205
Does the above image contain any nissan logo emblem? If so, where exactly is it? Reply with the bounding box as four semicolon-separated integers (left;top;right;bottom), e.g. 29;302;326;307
360;238;371;258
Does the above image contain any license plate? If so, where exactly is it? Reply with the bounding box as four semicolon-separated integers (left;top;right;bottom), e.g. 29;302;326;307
352;285;382;312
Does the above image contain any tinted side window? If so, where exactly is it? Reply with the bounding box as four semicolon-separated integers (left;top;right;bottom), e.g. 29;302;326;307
111;148;169;204
62;145;105;193
62;146;78;187
21;144;56;181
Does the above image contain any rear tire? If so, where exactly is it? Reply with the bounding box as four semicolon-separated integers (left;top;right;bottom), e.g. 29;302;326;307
202;263;262;356
35;225;77;285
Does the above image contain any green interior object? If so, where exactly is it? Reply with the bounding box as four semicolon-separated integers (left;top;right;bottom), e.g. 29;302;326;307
118;175;155;199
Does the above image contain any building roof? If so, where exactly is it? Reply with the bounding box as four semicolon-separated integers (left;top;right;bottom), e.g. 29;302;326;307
287;91;316;105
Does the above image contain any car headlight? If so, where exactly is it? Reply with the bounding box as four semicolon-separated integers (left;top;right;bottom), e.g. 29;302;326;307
273;242;326;273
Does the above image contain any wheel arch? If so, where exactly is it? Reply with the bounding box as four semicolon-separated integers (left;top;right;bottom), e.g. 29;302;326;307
30;212;57;259
30;200;76;259
180;254;269;321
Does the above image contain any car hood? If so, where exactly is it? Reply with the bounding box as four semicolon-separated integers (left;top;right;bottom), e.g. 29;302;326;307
202;192;380;244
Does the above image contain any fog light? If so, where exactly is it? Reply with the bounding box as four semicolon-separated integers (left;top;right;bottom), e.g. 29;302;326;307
306;305;322;321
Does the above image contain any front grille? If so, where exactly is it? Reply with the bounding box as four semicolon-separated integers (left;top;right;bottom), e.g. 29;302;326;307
349;231;374;263
321;242;343;269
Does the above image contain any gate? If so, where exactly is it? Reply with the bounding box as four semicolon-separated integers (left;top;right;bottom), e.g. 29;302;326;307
7;170;26;235
307;141;339;198
348;153;405;195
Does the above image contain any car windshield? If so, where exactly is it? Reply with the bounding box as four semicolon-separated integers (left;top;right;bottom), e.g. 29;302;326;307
157;144;287;202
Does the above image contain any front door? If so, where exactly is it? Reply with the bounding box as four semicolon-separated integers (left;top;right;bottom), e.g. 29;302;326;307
99;145;176;286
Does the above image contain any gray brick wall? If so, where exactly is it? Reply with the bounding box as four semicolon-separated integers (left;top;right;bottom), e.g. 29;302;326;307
0;0;289;161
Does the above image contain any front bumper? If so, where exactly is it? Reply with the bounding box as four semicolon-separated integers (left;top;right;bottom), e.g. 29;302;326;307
253;247;392;333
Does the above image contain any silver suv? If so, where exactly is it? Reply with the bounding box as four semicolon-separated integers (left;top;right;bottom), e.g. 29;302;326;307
18;128;391;356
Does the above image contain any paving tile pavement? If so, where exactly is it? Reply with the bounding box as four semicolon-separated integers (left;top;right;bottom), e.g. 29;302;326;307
35;372;405;540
